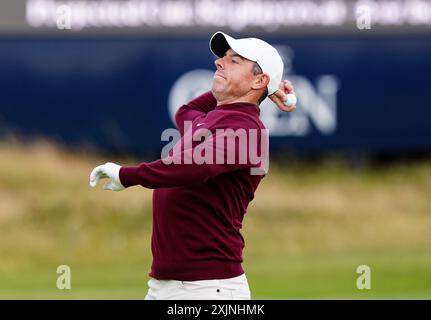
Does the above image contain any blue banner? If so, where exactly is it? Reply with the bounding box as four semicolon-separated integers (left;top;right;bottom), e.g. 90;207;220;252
0;35;430;154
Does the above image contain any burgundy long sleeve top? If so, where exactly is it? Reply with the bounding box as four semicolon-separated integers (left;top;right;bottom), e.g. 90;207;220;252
119;91;268;281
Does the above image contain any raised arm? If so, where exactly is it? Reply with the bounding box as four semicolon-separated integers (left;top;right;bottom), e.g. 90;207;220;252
175;91;217;135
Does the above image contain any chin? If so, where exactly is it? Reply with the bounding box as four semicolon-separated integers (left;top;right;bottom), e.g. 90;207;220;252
211;84;222;98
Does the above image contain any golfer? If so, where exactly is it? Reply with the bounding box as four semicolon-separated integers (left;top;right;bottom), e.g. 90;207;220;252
89;31;296;300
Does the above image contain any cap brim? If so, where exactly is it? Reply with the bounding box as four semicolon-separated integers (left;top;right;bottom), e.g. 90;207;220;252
209;32;235;58
210;31;258;64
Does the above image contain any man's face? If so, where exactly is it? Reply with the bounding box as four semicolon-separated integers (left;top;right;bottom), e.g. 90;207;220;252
211;48;256;102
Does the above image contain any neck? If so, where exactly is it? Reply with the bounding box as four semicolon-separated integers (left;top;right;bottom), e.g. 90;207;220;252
216;91;259;106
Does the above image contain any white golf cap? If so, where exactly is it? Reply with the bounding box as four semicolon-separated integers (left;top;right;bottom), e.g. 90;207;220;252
209;31;284;96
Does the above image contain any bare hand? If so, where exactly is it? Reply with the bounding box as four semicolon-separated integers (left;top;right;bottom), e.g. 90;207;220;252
269;80;297;112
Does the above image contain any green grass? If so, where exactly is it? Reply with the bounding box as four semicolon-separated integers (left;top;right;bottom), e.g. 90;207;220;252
1;248;430;299
0;141;430;299
246;250;431;299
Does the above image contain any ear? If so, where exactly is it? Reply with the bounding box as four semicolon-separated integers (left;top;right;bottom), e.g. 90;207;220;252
251;73;270;90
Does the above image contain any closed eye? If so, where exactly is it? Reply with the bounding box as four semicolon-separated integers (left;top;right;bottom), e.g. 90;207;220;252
223;52;243;64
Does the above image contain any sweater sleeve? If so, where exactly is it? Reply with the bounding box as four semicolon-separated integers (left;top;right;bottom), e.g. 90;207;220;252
175;91;217;135
119;119;267;189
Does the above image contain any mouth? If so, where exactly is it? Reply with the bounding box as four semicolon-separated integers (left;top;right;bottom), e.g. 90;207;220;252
214;72;226;80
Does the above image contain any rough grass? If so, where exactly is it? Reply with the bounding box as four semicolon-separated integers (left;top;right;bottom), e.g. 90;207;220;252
0;141;430;299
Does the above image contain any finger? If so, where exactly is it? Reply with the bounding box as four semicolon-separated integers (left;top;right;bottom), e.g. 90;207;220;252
283;80;294;94
89;167;101;187
89;165;105;187
277;103;297;112
103;182;113;191
270;89;287;102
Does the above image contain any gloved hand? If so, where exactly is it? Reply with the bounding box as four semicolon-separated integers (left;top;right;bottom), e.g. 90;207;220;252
89;162;125;191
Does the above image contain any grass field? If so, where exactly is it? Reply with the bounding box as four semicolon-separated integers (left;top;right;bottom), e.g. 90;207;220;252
0;141;430;299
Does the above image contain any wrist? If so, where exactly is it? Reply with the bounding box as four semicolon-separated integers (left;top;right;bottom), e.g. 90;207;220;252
118;166;136;188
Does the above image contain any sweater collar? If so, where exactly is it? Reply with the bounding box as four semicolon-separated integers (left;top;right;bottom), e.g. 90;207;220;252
215;102;261;116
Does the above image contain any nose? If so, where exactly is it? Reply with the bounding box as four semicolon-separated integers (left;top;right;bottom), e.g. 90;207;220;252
214;57;224;70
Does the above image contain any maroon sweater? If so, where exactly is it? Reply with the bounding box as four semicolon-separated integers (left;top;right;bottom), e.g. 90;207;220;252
119;91;267;281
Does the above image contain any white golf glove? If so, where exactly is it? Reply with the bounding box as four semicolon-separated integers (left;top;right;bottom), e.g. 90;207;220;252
89;162;125;191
